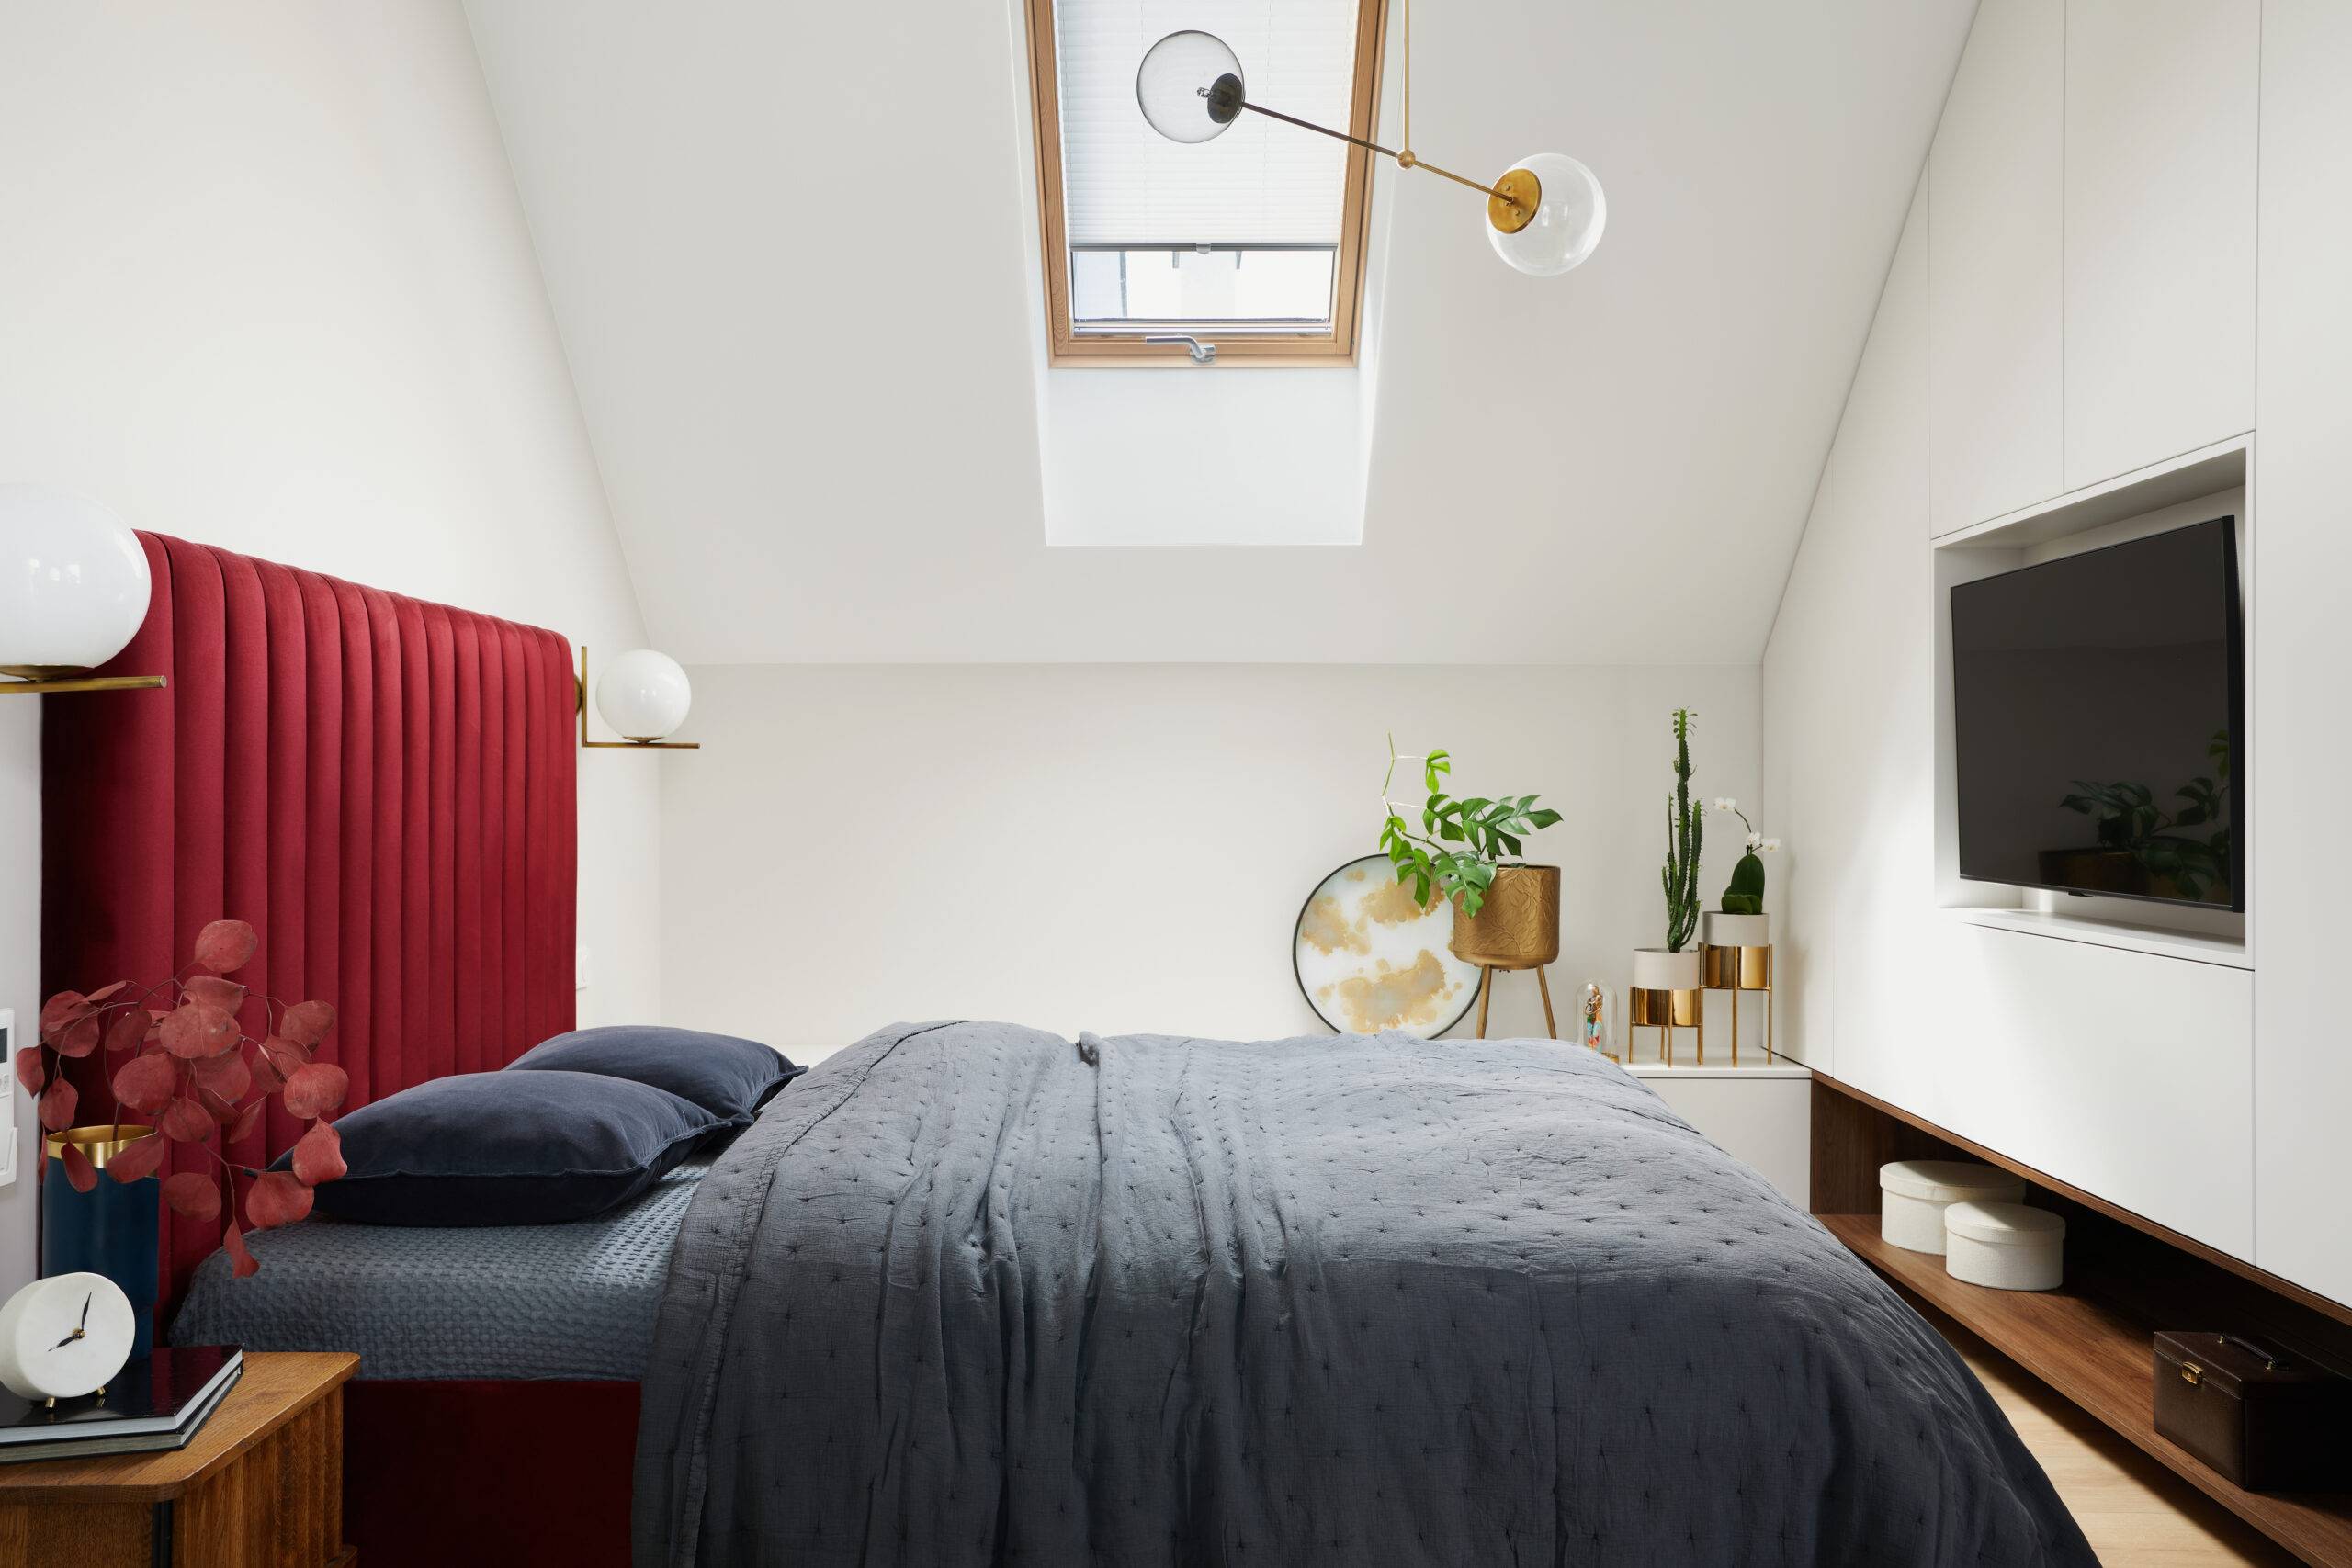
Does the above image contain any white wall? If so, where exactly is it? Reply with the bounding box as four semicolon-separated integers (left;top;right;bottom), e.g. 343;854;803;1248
659;665;1759;1063
0;3;659;1295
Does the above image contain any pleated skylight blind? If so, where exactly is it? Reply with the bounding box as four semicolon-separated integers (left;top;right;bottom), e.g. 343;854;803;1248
1053;0;1363;247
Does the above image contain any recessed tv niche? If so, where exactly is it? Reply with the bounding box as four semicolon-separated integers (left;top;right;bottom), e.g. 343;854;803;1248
1951;516;2244;910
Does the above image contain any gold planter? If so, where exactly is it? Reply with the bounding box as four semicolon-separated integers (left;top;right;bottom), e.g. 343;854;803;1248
1452;865;1563;1040
1629;987;1701;1027
1702;944;1771;990
1449;864;1560;968
1697;912;1774;1062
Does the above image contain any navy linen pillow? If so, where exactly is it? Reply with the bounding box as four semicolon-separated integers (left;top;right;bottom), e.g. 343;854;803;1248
292;1070;718;1227
504;1025;804;1129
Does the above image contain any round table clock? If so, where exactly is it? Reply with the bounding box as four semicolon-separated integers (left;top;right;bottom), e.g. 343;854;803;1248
0;1271;137;1403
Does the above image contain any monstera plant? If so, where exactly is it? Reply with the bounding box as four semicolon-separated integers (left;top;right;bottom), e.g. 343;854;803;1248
16;919;347;1278
1375;739;1561;918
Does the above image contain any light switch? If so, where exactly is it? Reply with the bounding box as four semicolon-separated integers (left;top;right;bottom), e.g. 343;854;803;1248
575;945;592;992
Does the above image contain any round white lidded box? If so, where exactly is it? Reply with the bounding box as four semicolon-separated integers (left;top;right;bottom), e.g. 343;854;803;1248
1879;1159;2024;1254
1943;1201;2065;1291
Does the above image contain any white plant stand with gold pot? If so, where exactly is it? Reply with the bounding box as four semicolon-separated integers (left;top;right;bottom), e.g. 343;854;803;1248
1629;947;1703;1064
1700;911;1774;1063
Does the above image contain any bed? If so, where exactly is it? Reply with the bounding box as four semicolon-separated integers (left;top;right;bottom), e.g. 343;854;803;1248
49;537;2093;1565
634;1021;2097;1566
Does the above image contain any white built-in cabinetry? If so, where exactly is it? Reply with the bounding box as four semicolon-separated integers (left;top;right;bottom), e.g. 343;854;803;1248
1766;0;2346;1305
1928;0;2063;536
2250;0;2352;1307
2063;0;2258;491
1928;927;2253;1260
1928;0;2258;537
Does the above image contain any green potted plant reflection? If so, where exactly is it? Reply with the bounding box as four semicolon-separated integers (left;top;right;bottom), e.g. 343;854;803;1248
2048;729;2233;904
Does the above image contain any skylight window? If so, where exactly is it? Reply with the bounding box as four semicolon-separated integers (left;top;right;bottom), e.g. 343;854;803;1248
1026;0;1382;363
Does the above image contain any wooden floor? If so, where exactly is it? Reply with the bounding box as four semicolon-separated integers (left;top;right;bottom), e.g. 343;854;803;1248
1917;1303;2299;1567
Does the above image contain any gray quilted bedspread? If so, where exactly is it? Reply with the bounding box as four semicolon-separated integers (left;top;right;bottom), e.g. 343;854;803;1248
635;1022;2095;1568
170;1159;707;1380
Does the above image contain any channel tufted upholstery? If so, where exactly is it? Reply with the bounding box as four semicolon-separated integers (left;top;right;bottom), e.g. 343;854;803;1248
42;532;578;1318
638;1023;2094;1566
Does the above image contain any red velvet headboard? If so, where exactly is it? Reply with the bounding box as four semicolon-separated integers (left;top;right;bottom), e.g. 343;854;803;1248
42;533;578;1311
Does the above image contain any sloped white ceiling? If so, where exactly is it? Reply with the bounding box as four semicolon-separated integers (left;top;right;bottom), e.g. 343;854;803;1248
463;0;1971;663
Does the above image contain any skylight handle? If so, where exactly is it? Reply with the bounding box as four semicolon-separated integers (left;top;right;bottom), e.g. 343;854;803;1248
1144;334;1216;364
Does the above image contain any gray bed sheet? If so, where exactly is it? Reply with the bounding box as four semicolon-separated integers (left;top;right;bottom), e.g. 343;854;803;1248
636;1022;2097;1568
169;1158;707;1380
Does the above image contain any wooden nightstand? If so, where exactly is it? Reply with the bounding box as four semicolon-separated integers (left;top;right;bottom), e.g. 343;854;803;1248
0;1350;356;1567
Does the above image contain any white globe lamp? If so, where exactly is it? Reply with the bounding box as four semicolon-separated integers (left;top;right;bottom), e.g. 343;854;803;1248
1484;153;1607;277
0;485;152;676
594;649;693;743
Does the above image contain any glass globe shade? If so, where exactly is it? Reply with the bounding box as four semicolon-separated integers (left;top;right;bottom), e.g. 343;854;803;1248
1486;153;1607;277
1136;31;1245;143
595;649;692;742
0;484;152;672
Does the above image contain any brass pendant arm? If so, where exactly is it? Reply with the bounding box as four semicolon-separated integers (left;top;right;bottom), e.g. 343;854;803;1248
1407;155;1517;205
1235;101;1528;213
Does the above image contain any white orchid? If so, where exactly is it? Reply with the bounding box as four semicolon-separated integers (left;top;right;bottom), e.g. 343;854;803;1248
1763;837;1781;853
1745;831;1762;852
1712;796;1736;813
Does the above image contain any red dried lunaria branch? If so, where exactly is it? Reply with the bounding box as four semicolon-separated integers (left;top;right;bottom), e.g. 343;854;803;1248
160;1096;214;1144
182;976;246;1015
106;1131;167;1185
37;1078;78;1133
222;1219;258;1279
277;1000;334;1049
246;1171;312;1229
47;919;343;1280
191;919;257;976
281;1063;348;1121
110;1051;178;1112
161;1170;220;1223
290;1119;345;1185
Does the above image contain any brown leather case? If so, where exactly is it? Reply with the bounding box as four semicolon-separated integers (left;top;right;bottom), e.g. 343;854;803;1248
2152;1331;2349;1491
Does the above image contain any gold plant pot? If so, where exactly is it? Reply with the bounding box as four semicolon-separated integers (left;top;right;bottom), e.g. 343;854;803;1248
44;1123;159;1168
1702;944;1772;989
1449;864;1561;969
1629;987;1701;1027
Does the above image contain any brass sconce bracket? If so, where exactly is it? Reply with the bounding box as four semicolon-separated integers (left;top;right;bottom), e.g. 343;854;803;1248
0;665;165;697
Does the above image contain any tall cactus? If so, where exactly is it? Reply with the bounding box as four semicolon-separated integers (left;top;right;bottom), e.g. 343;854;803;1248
1660;708;1702;951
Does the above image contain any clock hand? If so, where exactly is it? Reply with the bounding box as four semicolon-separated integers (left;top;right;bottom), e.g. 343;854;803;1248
78;1293;90;1331
49;1327;84;1349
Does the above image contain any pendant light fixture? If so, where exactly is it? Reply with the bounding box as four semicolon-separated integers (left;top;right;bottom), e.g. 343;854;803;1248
1136;0;1605;277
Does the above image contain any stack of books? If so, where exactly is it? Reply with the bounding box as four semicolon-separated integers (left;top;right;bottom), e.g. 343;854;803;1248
0;1346;242;1464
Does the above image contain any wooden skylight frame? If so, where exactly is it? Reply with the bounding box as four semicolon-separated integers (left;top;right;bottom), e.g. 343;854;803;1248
1023;0;1387;367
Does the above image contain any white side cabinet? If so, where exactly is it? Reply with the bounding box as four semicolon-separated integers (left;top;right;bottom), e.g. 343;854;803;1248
1623;1055;1811;1209
2062;0;2257;491
1929;0;2064;536
2252;0;2352;1308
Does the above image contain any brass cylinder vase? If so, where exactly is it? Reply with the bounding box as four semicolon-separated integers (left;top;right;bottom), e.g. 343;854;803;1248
1449;864;1561;969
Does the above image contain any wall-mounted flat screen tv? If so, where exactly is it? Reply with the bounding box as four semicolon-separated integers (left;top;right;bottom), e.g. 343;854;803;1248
1951;516;2243;909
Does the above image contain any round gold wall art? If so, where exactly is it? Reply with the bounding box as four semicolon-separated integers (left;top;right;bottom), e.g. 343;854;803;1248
1293;855;1482;1037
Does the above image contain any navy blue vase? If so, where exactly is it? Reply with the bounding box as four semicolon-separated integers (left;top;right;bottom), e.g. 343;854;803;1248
41;1127;161;1360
